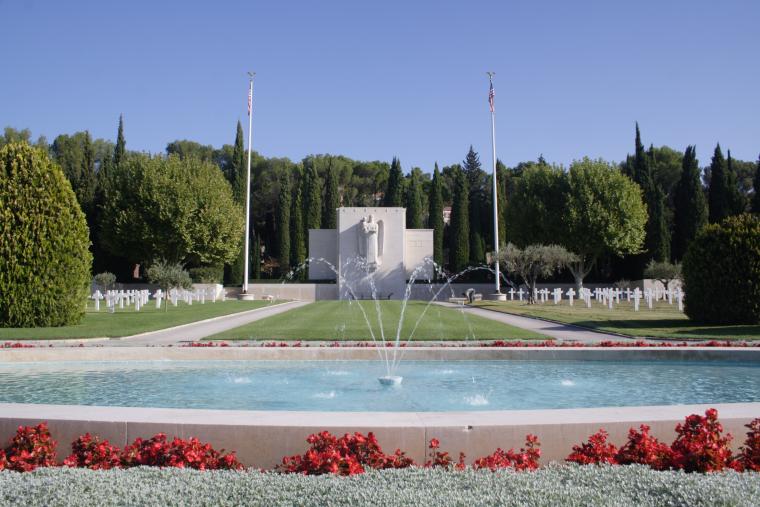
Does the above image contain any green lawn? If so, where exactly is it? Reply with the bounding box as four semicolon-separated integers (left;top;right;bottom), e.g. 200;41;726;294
473;300;760;340
0;300;275;340
207;301;546;341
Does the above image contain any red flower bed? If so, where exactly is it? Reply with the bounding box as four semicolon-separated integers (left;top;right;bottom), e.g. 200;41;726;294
425;438;465;470
0;423;57;472
64;433;121;470
615;425;673;470
735;419;760;472
121;433;241;470
279;431;414;476
669;408;734;472
566;429;619;465
472;434;541;471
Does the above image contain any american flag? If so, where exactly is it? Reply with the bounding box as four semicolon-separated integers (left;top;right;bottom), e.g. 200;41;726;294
488;81;495;113
248;86;252;116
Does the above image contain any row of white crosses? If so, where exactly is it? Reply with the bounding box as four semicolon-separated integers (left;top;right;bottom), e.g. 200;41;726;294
502;286;684;312
90;287;225;312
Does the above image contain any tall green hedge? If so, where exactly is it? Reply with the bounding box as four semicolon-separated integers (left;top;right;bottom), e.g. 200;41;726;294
682;213;760;324
0;143;92;327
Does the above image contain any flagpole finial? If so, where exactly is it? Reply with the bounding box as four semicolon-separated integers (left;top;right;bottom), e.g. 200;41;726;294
487;71;495;81
247;71;255;79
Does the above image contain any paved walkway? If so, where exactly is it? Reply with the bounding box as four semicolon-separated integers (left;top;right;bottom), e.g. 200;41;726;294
435;302;632;343
116;300;312;345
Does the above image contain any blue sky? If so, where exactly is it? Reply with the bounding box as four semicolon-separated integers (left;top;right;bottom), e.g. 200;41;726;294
1;0;758;170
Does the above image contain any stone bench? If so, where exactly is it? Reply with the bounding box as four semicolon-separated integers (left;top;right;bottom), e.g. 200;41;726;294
448;297;468;304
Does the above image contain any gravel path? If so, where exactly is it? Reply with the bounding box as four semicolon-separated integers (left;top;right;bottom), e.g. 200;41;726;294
435;302;634;343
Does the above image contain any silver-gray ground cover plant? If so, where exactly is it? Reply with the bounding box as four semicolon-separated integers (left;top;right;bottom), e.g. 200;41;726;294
1;464;759;507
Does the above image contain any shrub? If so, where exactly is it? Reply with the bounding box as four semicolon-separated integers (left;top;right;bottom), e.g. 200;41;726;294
64;434;121;470
146;260;192;293
566;429;618;465
93;272;117;292
0;142;92;327
615;425;673;470
682;213;760;324
2;423;57;472
189;265;223;284
669;408;734;472
279;431;414;476
472;434;541;471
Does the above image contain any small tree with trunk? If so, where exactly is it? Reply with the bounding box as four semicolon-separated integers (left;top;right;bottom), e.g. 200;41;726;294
643;260;682;291
499;243;577;304
147;260;192;311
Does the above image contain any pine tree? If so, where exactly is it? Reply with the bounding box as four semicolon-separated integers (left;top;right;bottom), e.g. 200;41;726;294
303;161;322;236
383;157;404;206
276;172;291;275
672;146;708;261
428;163;445;267
114;115;126;166
726;150;747;216
405;169;423;228
290;175;306;275
708;143;728;223
752;154;760;213
231;121;246;203
449;167;470;273
322;162;340;228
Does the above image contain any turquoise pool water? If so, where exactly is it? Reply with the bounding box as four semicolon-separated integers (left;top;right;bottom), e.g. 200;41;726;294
0;360;758;412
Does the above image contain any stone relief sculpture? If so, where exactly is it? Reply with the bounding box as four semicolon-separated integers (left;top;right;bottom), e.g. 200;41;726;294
357;214;383;272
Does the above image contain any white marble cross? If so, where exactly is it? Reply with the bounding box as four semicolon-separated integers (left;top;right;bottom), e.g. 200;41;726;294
633;288;642;311
154;289;163;309
508;288;515;301
553;288;562;305
645;289;653;309
92;290;103;311
625;288;632;302
517;288;524;302
675;288;684;312
566;288;576;306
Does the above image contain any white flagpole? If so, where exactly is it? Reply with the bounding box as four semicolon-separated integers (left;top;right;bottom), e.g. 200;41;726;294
242;72;255;294
488;72;501;295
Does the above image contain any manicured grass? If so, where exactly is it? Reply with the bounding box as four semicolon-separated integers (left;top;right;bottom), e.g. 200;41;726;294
0;300;275;340
2;466;759;507
474;300;760;340
207;301;546;341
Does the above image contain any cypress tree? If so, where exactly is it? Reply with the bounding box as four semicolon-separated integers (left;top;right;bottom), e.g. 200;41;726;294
290;174;306;275
303;160;322;236
276;172;291;275
752;154;760;213
252;233;261;279
383;157;404;206
114;115;126;166
428;163;444;267
322;162;339;228
645;182;670;262
672;146;708;261
449;167;470;273
80;131;97;217
231;121;246;203
708;143;728;223
463;146;486;265
726;150;747;216
405;169;423;228
495;159;508;247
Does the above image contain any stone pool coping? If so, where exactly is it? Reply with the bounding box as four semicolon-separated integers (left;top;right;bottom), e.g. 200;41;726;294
1;347;758;468
1;346;759;362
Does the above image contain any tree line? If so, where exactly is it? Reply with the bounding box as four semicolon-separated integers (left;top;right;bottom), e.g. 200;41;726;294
1;121;758;285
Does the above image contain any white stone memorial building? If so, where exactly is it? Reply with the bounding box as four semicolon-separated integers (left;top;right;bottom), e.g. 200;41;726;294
308;207;433;300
